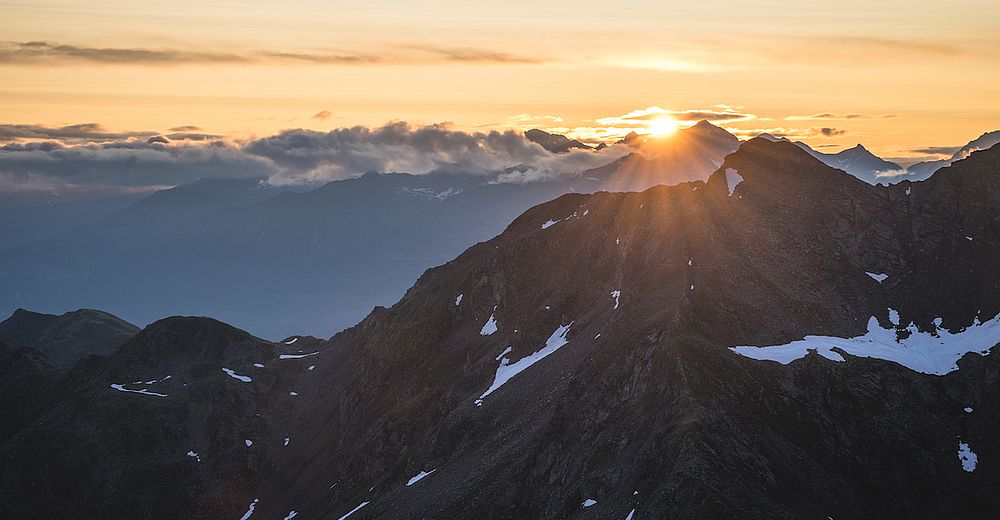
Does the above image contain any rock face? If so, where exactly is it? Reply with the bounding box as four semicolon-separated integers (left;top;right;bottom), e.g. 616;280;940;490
3;139;1000;519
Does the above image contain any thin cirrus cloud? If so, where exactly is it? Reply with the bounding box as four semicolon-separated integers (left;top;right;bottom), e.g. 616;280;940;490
726;127;847;140
596;106;756;127
785;113;898;121
910;145;964;156
0;41;545;66
0;123;155;142
311;111;333;121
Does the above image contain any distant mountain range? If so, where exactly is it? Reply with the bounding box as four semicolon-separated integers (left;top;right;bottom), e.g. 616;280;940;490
0;122;738;339
2;138;999;518
761;130;1000;184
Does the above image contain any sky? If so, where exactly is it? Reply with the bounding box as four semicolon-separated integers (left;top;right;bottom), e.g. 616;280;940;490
1;0;999;164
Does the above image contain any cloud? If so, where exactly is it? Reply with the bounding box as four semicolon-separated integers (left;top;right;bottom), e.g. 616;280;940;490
311;111;332;121
0;123;154;142
0;121;628;192
785;113;897;121
910;145;963;156
727;126;848;140
873;168;910;181
246;121;625;185
0;139;274;192
596;106;756;126
164;132;222;141
0;41;546;67
0;41;248;65
168;125;202;132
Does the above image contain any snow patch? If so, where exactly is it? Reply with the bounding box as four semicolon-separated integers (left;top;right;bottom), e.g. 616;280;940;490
337;501;369;520
958;441;978;472
964;407;974;413
541;219;560;229
966;235;974;241
582;499;597;508
284;337;298;344
888;308;900;326
611;290;621;310
279;352;319;359
253;363;265;368
307;365;316;371
289;391;298;396
239;498;259;520
222;368;252;383
625;508;636;520
478;323;572;401
406;469;436;486
729;312;1000;375
495;346;512;361
866;272;889;283
110;383;167;398
244;439;253;447
283;512;299;520
186;450;200;462
725;168;743;196
480;307;498;336
284;437;290;446
455;293;463;306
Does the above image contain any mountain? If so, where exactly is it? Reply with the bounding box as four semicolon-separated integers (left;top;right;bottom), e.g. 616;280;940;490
0;189;147;252
0;177;289;328
758;134;903;184
571;120;740;193
524;129;593;153
906;130;1000;181
2;139;999;518
0;124;740;339
0;308;139;367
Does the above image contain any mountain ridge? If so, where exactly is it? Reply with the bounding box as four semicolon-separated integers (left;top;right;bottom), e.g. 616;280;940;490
3;139;999;518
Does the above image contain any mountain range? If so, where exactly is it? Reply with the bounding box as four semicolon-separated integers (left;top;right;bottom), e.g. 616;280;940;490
0;122;738;339
0;124;995;340
2;138;998;518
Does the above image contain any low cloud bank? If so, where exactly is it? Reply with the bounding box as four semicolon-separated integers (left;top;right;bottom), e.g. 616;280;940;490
0;122;628;194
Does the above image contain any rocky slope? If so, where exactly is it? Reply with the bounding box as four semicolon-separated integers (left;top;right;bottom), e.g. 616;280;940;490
2;138;999;519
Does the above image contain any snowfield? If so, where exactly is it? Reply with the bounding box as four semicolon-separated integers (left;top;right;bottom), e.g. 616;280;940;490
730;311;1000;375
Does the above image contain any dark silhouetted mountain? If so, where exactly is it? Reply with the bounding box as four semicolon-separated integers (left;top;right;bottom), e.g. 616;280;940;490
3;139;999;519
0;125;740;339
0;308;138;367
758;133;903;184
524;129;593;153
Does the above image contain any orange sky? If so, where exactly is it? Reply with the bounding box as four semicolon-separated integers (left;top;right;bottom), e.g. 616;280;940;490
1;0;999;162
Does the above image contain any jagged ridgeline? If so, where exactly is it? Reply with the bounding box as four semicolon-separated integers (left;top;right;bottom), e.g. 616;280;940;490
2;138;999;519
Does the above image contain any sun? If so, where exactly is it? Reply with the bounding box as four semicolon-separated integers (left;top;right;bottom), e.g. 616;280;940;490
647;117;679;137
